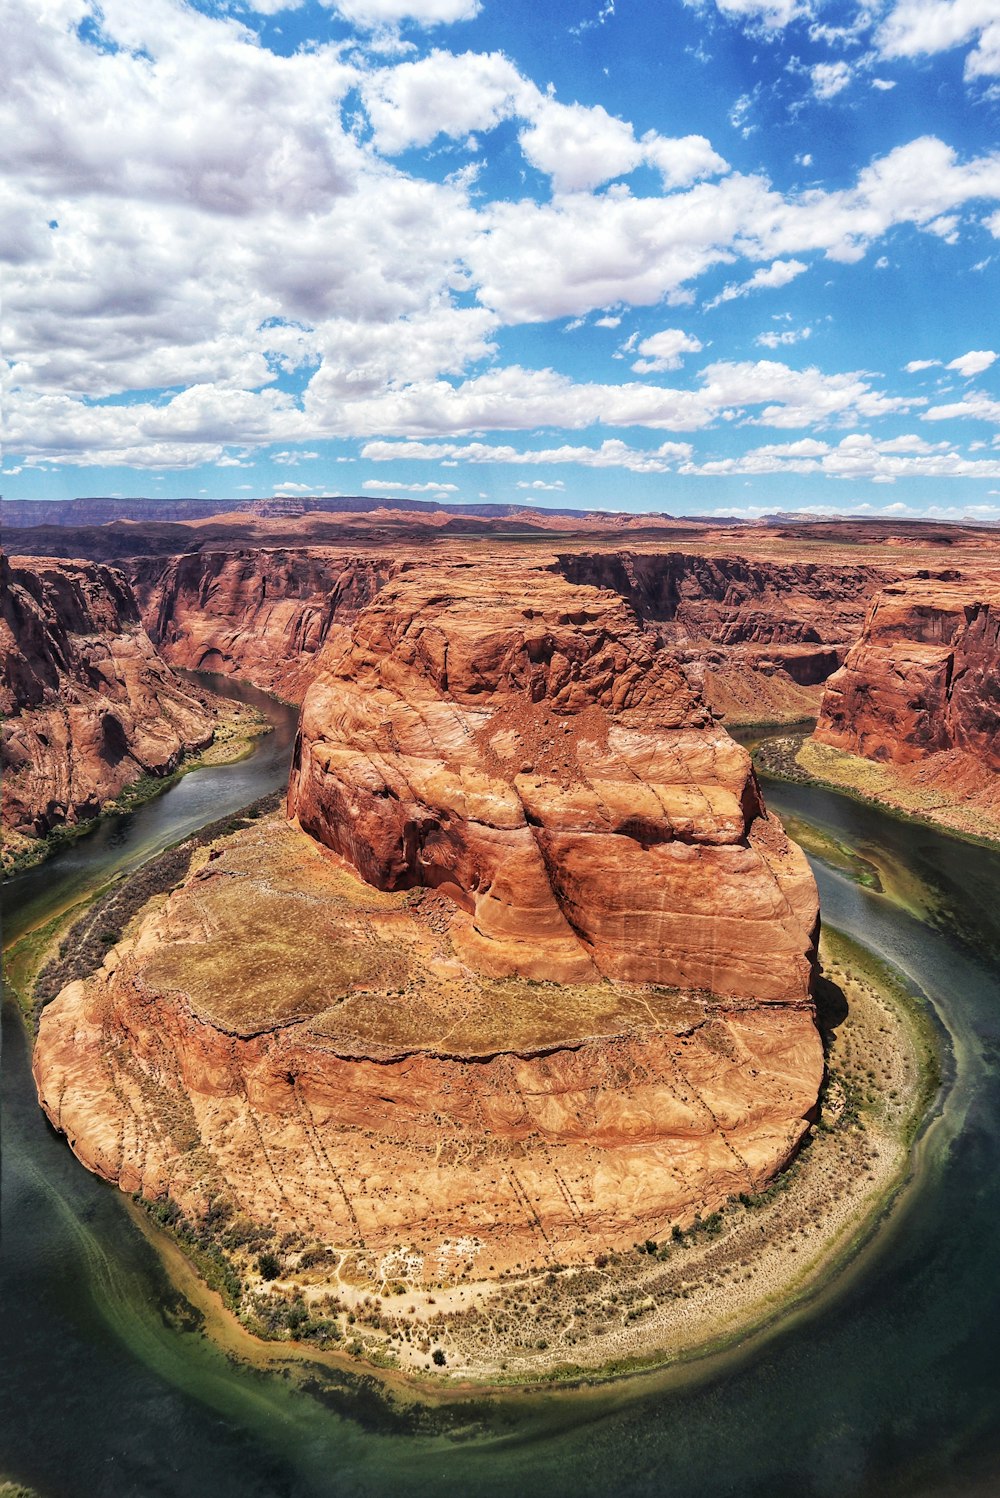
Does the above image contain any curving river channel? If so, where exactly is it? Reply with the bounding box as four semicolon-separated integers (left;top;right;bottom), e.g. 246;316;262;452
3;680;1000;1498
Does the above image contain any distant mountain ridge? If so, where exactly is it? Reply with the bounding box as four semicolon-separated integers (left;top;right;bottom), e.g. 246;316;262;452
0;494;666;528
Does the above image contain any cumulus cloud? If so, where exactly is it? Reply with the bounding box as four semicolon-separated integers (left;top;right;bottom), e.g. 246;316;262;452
630;328;704;373
361;437;695;471
811;61;853;99
705;259;808;310
331;0;481;27
516;479;566;490
518;97;727;193
689;0;810;33
947;348;997;375
876;0;1000;79
756;326;812;347
361;478;459;490
362;50;530;153
685;431;1000;480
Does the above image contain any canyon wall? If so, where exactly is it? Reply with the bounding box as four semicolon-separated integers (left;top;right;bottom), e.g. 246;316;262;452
809;575;1000;833
1;554;218;852
554;551;891;723
130;549;397;703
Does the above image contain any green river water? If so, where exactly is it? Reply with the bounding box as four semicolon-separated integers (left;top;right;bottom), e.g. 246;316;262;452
3;682;1000;1498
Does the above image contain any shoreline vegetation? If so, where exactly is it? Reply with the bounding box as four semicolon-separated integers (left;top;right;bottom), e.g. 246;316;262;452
755;732;1000;850
7;787;943;1397
1;702;271;880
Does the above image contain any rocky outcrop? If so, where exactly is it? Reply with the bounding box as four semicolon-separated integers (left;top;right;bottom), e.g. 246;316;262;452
554;551;890;723
34;816;823;1276
32;551;825;1284
289;558;819;998
130;550;396;703
1;554;218;849
811;575;1000;833
553;551;886;646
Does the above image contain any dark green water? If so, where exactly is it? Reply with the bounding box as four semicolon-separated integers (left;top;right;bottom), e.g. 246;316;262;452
3;699;1000;1498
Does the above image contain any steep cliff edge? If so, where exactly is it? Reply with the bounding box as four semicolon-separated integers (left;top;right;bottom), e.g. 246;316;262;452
34;556;822;1292
130;549;396;703
2;554;224;865
288;559;819;996
554;551;891;724
807;576;1000;838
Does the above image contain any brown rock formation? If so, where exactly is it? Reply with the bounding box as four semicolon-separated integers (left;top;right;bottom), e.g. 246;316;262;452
812;575;1000;832
288;559;818;998
1;554;217;849
130;550;396;703
33;817;823;1275
553;550;890;723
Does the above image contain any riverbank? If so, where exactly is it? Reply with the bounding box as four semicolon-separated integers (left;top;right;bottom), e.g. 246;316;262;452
113;917;938;1393
1;700;271;880
5;718;942;1397
755;732;1000;849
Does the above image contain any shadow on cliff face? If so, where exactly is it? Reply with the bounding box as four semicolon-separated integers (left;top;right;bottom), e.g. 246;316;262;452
813;971;849;1046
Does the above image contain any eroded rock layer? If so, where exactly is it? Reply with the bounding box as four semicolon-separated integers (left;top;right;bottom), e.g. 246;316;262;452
1;554;218;846
34;818;823;1274
813;576;1000;824
131;549;396;702
553;550;890;723
288;559;819;998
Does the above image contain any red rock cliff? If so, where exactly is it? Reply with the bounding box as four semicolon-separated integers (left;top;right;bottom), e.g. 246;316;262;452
1;554;217;850
288;559;819;997
130;549;396;703
815;576;1000;769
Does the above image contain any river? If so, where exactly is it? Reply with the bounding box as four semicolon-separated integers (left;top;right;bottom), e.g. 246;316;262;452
2;688;1000;1498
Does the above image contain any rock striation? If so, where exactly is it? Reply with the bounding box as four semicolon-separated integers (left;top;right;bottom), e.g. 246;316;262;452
288;560;820;997
131;549;396;703
1;554;217;852
554;550;890;723
812;576;1000;831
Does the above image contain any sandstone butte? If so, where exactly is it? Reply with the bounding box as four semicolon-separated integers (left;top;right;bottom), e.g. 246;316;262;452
34;557;824;1280
813;574;1000;829
1;553;220;859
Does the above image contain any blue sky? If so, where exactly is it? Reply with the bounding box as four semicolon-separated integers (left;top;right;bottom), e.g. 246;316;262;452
4;0;1000;517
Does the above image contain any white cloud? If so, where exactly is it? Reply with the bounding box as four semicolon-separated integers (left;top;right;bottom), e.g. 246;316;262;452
361;437;695;471
361;478;459;490
684;432;1000;479
876;0;1000;79
905;358;940;371
519;97;727;194
270;450;321;464
705;259;808;309
332;0;481;27
872;77;898;89
515;479;566;490
630;328;704;373
362;50;529;154
811;61;853;99
273;480;319;493
924;393;1000;421
946;348;997;375
692;0;810;33
756;326;812;347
